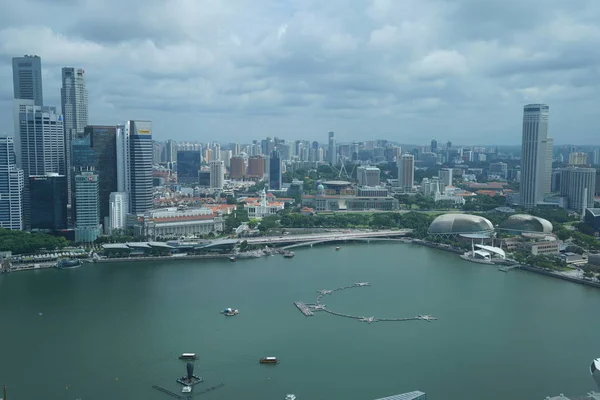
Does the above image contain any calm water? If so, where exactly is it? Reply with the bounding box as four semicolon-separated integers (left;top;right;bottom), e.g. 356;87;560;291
1;242;600;400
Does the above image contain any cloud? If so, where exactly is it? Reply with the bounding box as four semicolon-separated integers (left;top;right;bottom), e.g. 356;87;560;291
0;0;599;144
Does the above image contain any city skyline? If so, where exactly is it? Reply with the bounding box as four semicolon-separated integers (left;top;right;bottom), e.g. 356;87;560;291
1;0;600;144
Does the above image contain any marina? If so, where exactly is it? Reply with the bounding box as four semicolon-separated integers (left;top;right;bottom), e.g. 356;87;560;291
293;301;314;316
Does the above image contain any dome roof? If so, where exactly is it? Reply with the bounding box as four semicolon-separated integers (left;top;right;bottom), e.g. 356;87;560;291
428;214;494;235
498;214;553;233
317;184;325;190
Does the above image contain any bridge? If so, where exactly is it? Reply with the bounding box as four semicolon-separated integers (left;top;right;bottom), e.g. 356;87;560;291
244;229;412;248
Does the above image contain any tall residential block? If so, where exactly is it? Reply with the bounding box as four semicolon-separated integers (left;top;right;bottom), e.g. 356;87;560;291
12;55;43;106
29;174;68;231
74;170;100;242
61;67;88;222
230;156;245;179
247;156;265;179
398;154;415;192
210;160;224;189
560;167;596;213
568;152;588;166
0;136;24;230
269;150;282;190
520;104;552;208
328;131;337;165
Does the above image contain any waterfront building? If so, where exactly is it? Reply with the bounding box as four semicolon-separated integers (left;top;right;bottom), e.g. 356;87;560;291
243;189;285;219
498;214;553;234
108;192;128;234
177;150;201;184
398;153;415;192
438;168;453;187
559;167;596;213
74;170;100;242
127;207;224;239
328;131;337;165
0;136;24;230
269;150;282;190
428;214;494;237
12;55;43;106
29;173;68;231
210;160;224;189
229;156;245;179
61;67;88;221
247;156;265;179
373;391;427;400
568;152;588;166
520;104;553;208
357;166;381;186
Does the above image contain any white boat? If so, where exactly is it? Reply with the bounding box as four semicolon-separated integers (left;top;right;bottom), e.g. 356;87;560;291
182;386;192;393
285;395;296;400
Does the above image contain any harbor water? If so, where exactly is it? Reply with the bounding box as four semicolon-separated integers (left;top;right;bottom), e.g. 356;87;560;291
1;242;599;399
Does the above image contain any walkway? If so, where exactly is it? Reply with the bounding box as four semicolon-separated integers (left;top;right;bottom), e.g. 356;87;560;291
246;229;412;248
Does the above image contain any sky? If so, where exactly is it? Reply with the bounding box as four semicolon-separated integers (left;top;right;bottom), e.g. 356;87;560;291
0;0;599;145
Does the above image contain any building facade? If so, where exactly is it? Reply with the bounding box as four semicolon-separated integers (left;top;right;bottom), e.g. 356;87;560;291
12;55;43;106
245;189;285;219
398;154;415;192
229;156;245;179
127;207;224;239
0;136;24;230
328;131;337;165
520;104;552;207
210;160;224;189
177;150;201;184
357;166;381;186
247;156;265;179
269;150;282;190
108;192;128;234
74;170;100;242
560;167;596;212
29;174;68;231
438;168;453;187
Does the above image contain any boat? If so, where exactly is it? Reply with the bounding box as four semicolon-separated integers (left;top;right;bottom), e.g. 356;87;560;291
178;353;198;360
260;357;279;364
335;247;340;251
222;308;239;316
182;386;192;393
55;258;82;269
229;256;237;262
283;251;295;258
285;395;296;400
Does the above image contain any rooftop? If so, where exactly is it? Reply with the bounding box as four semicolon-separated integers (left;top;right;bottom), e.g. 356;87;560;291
373;391;427;400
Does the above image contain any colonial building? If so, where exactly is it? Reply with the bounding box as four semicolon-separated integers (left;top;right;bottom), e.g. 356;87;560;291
243;189;284;219
301;184;399;212
127;207;224;239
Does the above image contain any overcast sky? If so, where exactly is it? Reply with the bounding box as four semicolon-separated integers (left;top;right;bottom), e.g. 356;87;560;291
1;0;599;145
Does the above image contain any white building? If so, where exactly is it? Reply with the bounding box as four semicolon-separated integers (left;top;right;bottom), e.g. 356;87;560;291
245;189;285;219
108;192;128;234
398;154;414;192
210;160;224;189
127;207;224;239
520;104;553;207
357;166;380;186
0;136;24;230
74;170;100;242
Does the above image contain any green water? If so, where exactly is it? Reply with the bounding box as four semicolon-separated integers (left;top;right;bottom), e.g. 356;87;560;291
1;242;599;400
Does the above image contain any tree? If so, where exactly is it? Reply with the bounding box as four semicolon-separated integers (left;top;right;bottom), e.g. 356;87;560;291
258;215;280;232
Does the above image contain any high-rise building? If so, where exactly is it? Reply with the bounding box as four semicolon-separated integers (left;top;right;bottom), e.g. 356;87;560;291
12;55;43;106
61;67;88;222
431;139;438;152
15;101;65;228
220;150;232;168
198;170;211;187
328;131;337;165
74;170;100;242
520;104;552;208
560;167;596;212
357;166;381;186
398;154;415;192
165;139;177;163
489;162;508;179
0;136;24;230
108;192;128;234
269;150;282;190
438;168;453;187
568;152;588;166
209;160;224;189
29;173;68;231
177;150;201;184
247;156;265;179
230;156;245;179
117;121;153;214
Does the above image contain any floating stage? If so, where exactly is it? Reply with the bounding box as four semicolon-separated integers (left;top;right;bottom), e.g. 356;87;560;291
294;282;437;324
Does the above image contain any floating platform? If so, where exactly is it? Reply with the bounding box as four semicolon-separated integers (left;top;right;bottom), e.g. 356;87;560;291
176;375;203;386
293;301;314;316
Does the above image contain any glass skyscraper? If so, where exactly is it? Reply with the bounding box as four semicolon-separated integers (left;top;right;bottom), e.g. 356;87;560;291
74;170;100;242
269;150;282;190
177;150;201;184
29;174;68;232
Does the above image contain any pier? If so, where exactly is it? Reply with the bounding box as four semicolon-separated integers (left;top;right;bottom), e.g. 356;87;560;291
151;383;225;399
295;282;437;324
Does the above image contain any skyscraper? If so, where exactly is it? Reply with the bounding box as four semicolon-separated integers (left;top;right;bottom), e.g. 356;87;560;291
165;139;177;163
398;154;415;192
74;170;100;242
560;167;596;213
357;166;381;186
328;131;337;165
269;150;282;190
0;136;24;230
124;121;153;214
108;192;128;234
438;168;453;187
431;139;438;152
520;104;552;208
230;156;245;179
12;55;43;106
29;174;68;231
15;101;65;229
177;150;201;184
209;160;224;189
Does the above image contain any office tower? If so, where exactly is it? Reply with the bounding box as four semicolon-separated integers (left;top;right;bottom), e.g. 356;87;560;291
12;55;43;106
269;150;282;190
230;156;245;179
568;152;588;166
328;131;337;165
61;67;88;222
29;174;68;231
153;141;162;164
116;121;153;214
15;101;65;229
438;168;453;187
198;170;211;187
165;139;177;163
74;170;100;242
108;192;128;234
560;167;596;212
589;148;600;165
247;156;265;179
446;141;452;149
0;136;24;230
209;160;224;189
520;104;552;208
233;143;240;156
398;154;415;192
489;162;508;179
357;166;381;186
220;150;232;168
177;150;201;184
431;139;438;152
261;138;273;156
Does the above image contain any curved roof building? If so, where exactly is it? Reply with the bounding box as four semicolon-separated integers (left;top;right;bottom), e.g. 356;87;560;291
428;214;494;236
498;214;553;233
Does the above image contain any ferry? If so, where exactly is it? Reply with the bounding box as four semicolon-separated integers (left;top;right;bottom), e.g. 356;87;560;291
285;395;296;400
283;251;295;258
222;308;239;316
335;247;340;251
179;353;198;360
259;357;279;364
55;258;82;269
229;256;237;262
182;386;192;393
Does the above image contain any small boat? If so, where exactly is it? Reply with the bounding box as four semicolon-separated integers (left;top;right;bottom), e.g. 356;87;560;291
179;353;198;360
260;357;279;364
55;258;82;269
335;247;340;251
229;256;237;262
222;308;239;316
285;395;296;400
182;386;192;393
283;251;295;258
